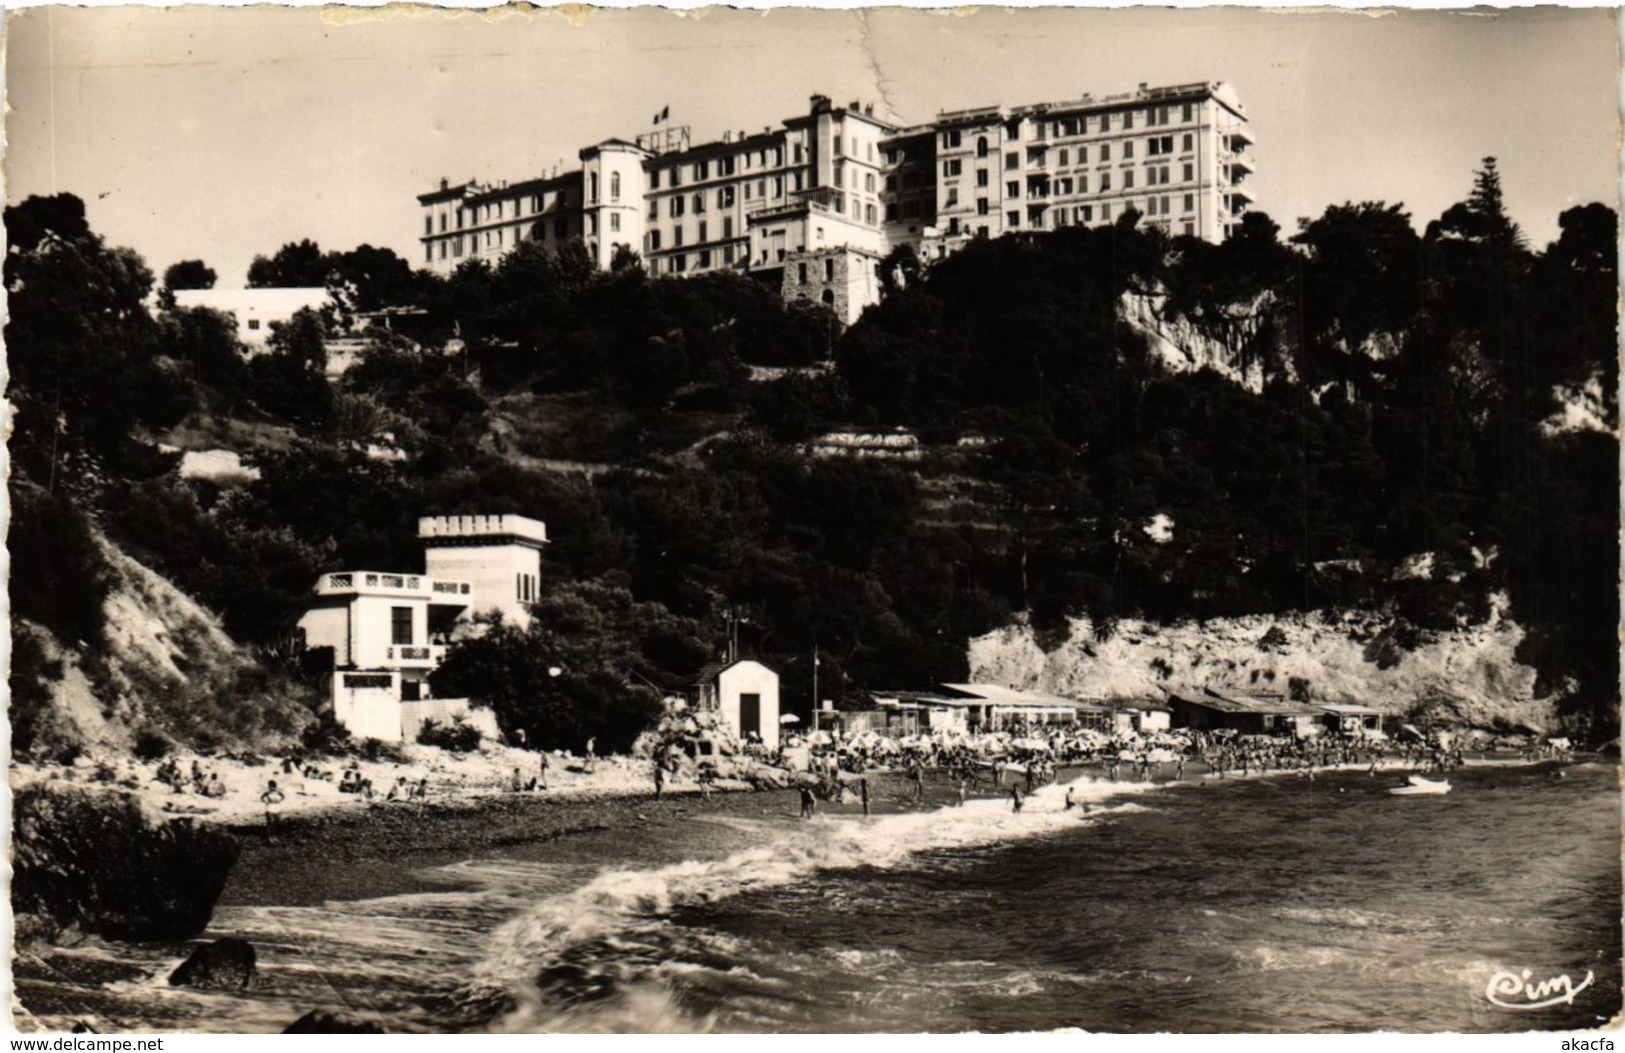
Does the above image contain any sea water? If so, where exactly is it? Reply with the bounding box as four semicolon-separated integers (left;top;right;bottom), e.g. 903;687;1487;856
15;761;1621;1033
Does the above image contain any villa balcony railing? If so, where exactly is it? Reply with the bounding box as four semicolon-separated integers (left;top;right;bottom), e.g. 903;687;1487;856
316;571;472;600
385;644;447;665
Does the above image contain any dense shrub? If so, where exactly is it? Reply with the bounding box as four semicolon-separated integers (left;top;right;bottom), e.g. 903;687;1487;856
416;718;482;753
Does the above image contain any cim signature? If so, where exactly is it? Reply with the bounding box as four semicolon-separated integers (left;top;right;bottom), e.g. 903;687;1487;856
1485;968;1595;1010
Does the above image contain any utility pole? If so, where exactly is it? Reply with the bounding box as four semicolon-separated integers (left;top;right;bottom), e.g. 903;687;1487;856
811;647;819;732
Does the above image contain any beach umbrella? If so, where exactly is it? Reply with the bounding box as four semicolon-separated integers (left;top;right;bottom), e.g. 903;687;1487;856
779;714;801;725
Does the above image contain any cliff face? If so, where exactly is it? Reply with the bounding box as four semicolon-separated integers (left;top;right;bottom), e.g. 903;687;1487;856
16;534;317;759
968;594;1556;733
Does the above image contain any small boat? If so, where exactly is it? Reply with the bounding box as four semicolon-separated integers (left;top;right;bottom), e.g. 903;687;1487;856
1390;775;1451;796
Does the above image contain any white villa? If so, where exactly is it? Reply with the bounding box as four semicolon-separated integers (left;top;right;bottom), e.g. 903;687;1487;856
297;514;548;742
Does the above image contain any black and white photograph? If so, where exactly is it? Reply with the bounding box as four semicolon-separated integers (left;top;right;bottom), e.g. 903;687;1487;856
4;3;1620;1036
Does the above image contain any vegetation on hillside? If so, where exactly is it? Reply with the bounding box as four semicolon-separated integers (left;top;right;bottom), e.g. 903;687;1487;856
6;158;1617;750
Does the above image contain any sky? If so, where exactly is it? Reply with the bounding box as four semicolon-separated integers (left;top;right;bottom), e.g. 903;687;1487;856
5;5;1618;287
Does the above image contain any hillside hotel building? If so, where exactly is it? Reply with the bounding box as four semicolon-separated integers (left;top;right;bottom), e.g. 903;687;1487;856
418;82;1255;324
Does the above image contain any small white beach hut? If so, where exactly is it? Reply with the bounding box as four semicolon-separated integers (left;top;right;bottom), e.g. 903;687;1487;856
696;660;782;751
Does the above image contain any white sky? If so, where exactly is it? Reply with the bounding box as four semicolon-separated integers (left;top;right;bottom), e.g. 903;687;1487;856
4;5;1618;286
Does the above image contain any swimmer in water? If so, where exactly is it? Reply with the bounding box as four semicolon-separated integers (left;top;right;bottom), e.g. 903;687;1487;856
1063;787;1077;811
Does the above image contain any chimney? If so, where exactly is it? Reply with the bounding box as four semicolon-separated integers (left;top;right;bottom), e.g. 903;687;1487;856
439;177;449;191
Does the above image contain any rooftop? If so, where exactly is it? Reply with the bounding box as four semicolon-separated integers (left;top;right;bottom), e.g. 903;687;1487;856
418;514;549;546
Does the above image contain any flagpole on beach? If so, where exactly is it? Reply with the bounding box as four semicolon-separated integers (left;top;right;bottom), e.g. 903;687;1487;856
812;648;819;732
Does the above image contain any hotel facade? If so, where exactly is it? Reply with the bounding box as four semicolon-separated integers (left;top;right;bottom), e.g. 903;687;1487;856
418;82;1254;324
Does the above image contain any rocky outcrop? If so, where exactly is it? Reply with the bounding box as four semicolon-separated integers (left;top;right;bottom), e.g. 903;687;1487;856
12;782;241;943
283;1010;385;1034
168;938;256;990
969;594;1556;733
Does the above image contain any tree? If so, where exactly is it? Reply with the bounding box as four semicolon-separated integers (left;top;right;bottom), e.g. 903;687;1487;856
247;239;328;288
4;193;172;488
163;259;217;292
429;610;666;754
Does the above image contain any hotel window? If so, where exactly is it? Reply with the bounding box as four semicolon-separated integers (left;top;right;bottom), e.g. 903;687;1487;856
1081;205;1093;222
1183;163;1194;182
723;244;735;264
719;186;735;209
1124;170;1135;189
391;607;413;646
977;225;989;238
424;217;433;236
649;200;658;220
1102;203;1112;220
1183;133;1194;151
773;176;783;198
1006;181;1019;198
611;172;621;200
1058;148;1069;166
775;146;785;166
1101;172;1111;191
674;227;684;248
439;213;448;233
426;245;433;262
1005;120;1020;141
824;258;835;281
1183;221;1195;236
674;255;687;273
699;249;712;268
941;129;961;148
696;161;709;180
798;262;808;284
610;213;621;233
1123;110;1134;130
532;194;543;212
1124;141;1135;159
976;169;989;187
590;173;599;203
670;167;682;187
1184;193;1195;212
865;203;876;225
694;192;706;214
698;220;708;242
1161;196;1171;215
834;136;844;157
865;173;875;193
1183;103;1194;121
1100;143;1111;161
585;216;595;236
976;136;989;158
944;159;962;177
1006;211;1019;227
648;229;661;251
945;188;959;208
1005;152;1018;171
977;198;990;215
1079;174;1088;193
758;179;767;198
670;197;685;218
650;170;661;189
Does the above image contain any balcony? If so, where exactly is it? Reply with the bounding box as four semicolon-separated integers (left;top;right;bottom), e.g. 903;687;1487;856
1229;155;1254;176
385;644;448;666
315;571;472;601
1226;126;1255;149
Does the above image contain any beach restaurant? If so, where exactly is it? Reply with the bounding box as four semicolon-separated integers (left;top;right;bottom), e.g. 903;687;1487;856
1312;702;1386;737
847;684;1081;735
1166;688;1322;737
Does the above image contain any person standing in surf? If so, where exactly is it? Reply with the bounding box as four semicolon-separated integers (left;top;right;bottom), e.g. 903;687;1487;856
799;785;816;819
859;777;871;817
653;760;665;802
260;779;286;842
1011;784;1025;813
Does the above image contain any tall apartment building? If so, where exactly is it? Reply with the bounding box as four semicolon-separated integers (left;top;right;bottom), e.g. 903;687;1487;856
417;82;1253;325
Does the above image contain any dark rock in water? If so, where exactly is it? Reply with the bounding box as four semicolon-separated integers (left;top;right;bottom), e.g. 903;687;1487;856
283;1010;385;1034
12;782;241;942
168;938;256;990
